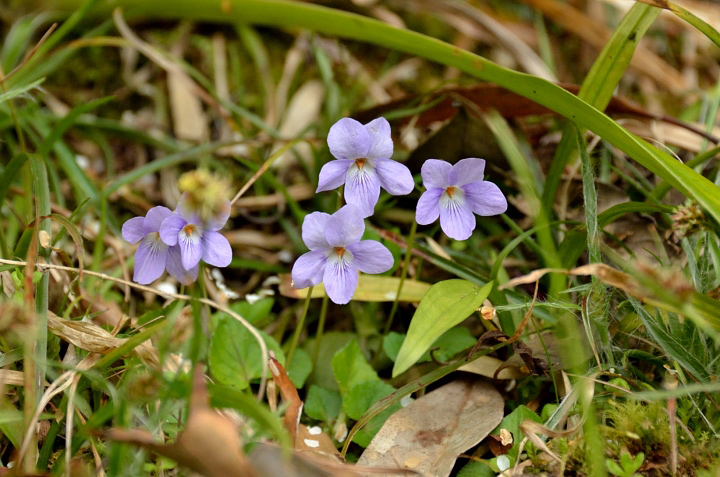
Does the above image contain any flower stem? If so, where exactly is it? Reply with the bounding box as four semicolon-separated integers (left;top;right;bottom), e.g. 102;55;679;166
286;286;313;368
312;294;330;367
383;220;417;335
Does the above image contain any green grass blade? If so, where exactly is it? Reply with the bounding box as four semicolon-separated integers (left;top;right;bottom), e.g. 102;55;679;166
637;0;720;49
577;128;600;263
0;78;44;104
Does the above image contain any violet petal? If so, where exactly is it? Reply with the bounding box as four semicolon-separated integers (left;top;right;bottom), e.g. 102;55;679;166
439;196;476;241
166;245;199;285
325;204;365;248
345;163;381;217
133;236;169;284
323;256;358;305
302;212;331;250
201;230;233;267
375;159;414;196
415;188;443;225
462;181;508;216
452;158;486;187
159;214;186;246
317;159;353;192
346;240;393;274
291;249;327;289
364;117;393;160
122;216;147;244
143;206;174;233
205;199;232;231
420;159;452;189
178;226;204;270
327;118;371;161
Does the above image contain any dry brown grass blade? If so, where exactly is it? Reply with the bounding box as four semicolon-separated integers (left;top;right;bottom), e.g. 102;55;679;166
268;352;303;445
430;0;556;81
47;311;125;353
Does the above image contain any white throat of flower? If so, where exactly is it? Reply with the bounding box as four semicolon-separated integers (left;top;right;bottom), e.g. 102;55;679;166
327;246;355;268
180;223;203;245
145;232;169;251
439;186;466;210
348;158;375;178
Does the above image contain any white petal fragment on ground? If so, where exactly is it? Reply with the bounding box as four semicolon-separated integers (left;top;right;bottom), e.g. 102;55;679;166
357;378;503;477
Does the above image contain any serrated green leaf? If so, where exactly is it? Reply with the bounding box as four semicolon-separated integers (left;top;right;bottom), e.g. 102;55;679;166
393;280;493;377
332;340;378;397
208;316;284;389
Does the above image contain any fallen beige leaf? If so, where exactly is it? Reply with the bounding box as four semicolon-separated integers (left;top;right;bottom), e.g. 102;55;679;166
357;378;503;477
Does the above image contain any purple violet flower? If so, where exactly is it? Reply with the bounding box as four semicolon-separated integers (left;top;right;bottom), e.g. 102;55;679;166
317;117;414;217
159;193;233;271
291;204;393;304
416;158;507;241
122;206;198;285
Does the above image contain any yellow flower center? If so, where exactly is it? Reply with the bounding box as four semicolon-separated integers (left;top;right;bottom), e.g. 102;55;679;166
355;158;366;169
183;224;196;235
446;186;456;198
335;247;346;258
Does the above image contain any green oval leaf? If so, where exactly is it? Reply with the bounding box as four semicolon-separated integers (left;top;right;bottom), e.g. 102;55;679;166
392;280;493;377
208;316;284;390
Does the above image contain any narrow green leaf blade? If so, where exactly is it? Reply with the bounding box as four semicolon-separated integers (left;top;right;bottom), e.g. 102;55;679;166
392;280;493;377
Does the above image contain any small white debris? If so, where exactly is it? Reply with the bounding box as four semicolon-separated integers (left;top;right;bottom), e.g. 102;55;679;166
75;155;90;170
307;426;322;435
38;230;51;248
156;282;178;296
400;395;414;407
303;439;320;448
277;250;293;263
496;455;510;472
384;291;397;300
263;276;281;286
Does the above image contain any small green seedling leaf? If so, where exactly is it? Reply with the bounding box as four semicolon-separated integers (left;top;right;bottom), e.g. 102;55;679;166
305;385;342;422
393;280;493;377
332;340;378;397
208;316;284;389
344;380;400;447
491;405;542;462
286;347;312;389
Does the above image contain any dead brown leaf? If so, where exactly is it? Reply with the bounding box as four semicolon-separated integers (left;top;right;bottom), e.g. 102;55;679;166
357;378;503;477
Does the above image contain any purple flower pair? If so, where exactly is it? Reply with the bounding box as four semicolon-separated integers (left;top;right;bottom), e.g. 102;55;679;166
122;193;232;285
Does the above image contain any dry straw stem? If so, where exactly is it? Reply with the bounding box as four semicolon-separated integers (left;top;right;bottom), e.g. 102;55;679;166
0;258;269;402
